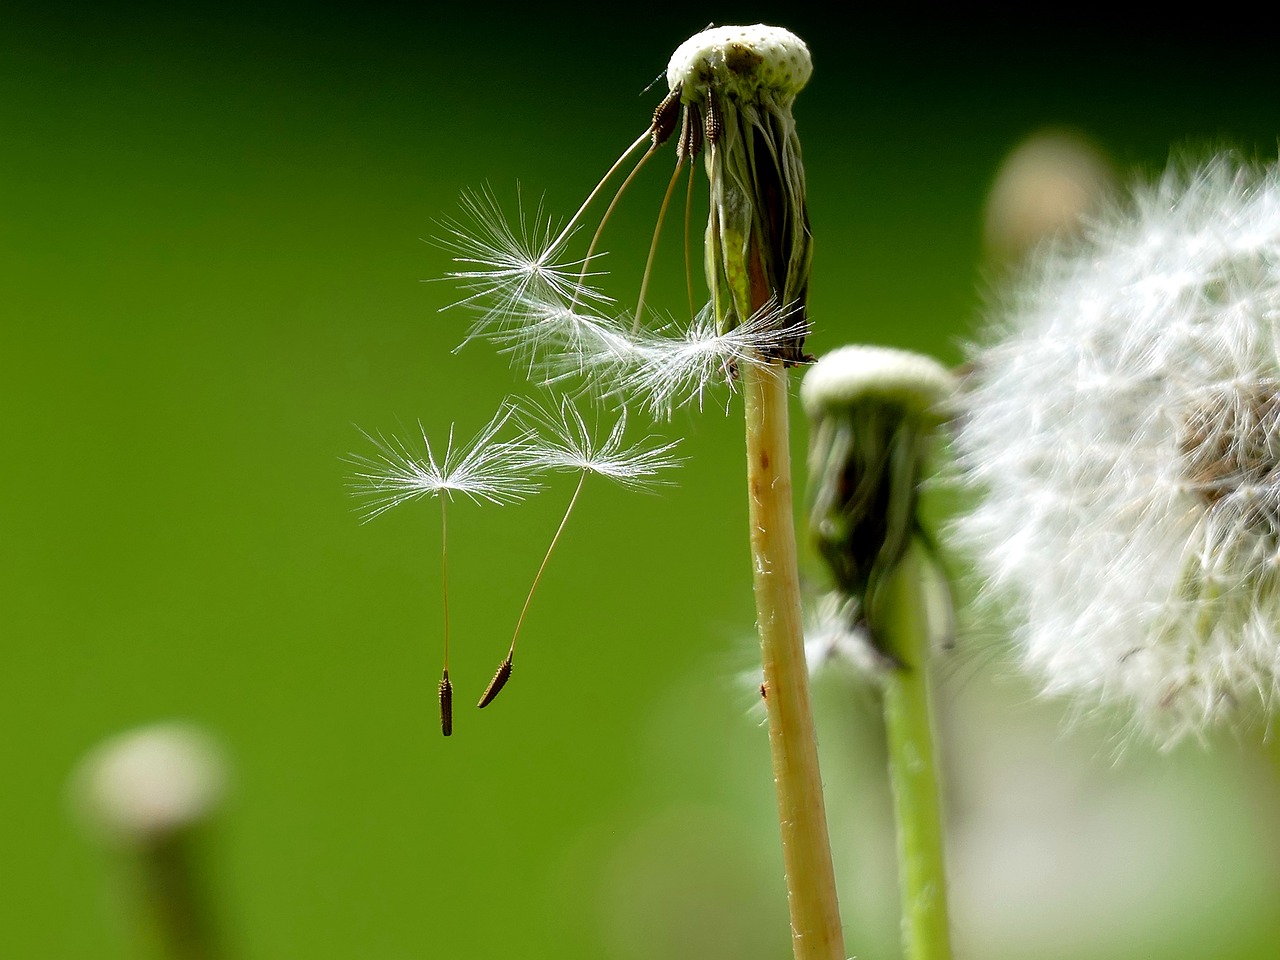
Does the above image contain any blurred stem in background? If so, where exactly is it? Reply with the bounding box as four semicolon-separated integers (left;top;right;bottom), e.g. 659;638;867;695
73;724;230;960
803;346;958;960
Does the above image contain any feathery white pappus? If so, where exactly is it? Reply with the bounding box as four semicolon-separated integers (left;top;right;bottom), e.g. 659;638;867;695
952;155;1280;747
437;23;815;413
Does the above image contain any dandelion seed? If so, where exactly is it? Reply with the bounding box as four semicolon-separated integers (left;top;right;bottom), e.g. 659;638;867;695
348;403;538;517
952;154;1280;747
619;301;812;416
476;400;682;708
521;398;684;488
348;404;537;736
436;186;613;349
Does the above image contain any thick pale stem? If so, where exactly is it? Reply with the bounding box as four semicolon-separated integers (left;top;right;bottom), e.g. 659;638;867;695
743;361;846;960
880;544;953;960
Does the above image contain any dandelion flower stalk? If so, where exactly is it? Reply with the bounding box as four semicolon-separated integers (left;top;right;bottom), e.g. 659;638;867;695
667;25;842;960
803;345;958;960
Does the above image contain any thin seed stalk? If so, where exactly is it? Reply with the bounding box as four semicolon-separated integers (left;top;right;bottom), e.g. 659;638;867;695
743;359;845;960
880;543;953;960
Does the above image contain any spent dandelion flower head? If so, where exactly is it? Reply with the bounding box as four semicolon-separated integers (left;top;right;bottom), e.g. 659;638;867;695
348;402;539;519
667;24;813;360
520;398;684;489
436;24;815;407
952;153;1280;746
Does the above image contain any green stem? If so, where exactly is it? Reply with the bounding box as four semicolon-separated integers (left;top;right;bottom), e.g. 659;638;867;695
742;360;846;960
880;542;953;960
135;834;224;960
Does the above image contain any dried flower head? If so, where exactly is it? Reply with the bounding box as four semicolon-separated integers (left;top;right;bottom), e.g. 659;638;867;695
437;24;814;412
666;24;813;361
953;155;1280;746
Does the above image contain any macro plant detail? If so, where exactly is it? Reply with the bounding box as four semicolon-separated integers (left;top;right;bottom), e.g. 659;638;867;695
953;155;1280;747
350;402;680;733
348;403;539;735
431;22;845;960
803;346;958;960
475;401;683;709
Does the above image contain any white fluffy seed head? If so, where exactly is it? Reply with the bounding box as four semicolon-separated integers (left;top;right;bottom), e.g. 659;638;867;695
73;724;227;847
667;24;812;104
953;154;1280;748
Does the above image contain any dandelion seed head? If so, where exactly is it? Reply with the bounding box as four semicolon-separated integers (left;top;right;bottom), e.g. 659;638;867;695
953;154;1280;747
667;24;812;103
801;344;957;424
348;404;538;518
804;346;956;663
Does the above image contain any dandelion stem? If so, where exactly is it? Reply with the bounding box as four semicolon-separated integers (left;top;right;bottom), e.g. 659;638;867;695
137;835;224;960
880;542;953;960
743;360;846;960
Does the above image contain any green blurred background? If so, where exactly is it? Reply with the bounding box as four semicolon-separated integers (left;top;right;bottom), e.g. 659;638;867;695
5;4;1280;958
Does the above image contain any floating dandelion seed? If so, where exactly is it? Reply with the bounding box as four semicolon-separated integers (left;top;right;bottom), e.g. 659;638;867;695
349;404;538;736
476;400;683;709
953;154;1280;747
437;186;614;352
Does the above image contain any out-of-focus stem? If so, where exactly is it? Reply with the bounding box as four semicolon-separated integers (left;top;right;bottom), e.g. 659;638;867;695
881;543;953;960
743;359;846;960
135;834;224;960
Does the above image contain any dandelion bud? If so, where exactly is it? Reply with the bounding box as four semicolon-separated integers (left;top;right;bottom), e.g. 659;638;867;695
954;155;1280;746
803;345;956;663
72;723;230;959
982;128;1116;264
667;24;813;362
74;723;227;848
